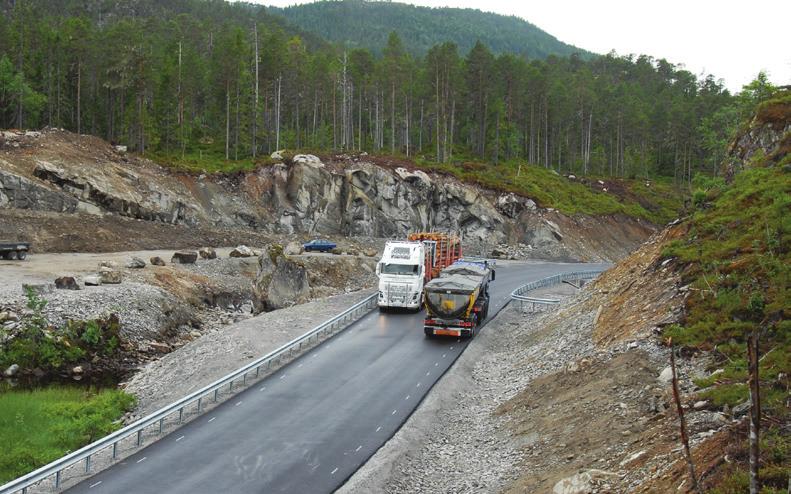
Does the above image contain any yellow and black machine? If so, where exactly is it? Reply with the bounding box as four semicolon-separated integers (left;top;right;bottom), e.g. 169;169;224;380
423;259;495;338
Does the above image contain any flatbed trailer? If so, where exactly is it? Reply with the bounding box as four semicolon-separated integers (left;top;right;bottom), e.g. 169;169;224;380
0;242;30;260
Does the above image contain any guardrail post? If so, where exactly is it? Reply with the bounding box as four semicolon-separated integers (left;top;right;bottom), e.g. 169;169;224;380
159;418;164;433
213;388;219;402
229;381;233;392
137;430;142;447
178;408;184;424
243;373;247;385
255;366;260;378
85;455;91;473
112;442;117;460
198;397;202;412
55;470;61;488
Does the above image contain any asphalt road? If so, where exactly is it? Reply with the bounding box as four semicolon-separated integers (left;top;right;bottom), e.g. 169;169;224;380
67;261;606;494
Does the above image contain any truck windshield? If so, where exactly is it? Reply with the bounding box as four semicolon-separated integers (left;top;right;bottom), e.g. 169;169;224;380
381;263;419;275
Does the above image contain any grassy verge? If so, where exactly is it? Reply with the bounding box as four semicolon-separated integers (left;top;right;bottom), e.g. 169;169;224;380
0;385;135;484
661;165;790;492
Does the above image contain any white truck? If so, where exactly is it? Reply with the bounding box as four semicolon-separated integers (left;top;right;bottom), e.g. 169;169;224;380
376;241;427;311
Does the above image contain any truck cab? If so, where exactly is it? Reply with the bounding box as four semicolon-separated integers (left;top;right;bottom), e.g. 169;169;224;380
376;241;426;311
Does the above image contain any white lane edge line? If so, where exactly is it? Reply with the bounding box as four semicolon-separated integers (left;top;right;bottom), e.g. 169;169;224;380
136;457;147;464
392;409;397;415
331;467;339;475
376;426;382;432
208;417;216;423
176;435;185;442
235;401;243;407
355;445;362;452
90;481;102;488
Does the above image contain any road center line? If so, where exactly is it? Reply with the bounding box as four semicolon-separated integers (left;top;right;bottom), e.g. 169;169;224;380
176;435;185;442
331;467;338;475
391;409;397;415
89;481;102;488
416;382;421;387
260;386;266;391
208;417;216;423
434;362;439;366
355;445;362;452
136;457;147;464
450;346;454;350
442;353;447;358
426;371;430;376
405;395;410;400
235;401;243;407
280;374;286;379
376;426;382;432
298;363;303;368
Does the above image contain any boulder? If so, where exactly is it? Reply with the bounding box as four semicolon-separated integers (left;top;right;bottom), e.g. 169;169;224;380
658;366;674;383
83;276;102;286
171;251;198;264
230;245;254;258
363;249;378;257
283;241;303;256
150;256;166;266
0;311;19;323
126;257;146;269
254;245;310;310
292;154;324;168
4;364;19;377
99;267;123;284
553;470;619;494
98;260;118;269
270;150;284;160
72;365;84;374
55;276;81;290
199;247;217;260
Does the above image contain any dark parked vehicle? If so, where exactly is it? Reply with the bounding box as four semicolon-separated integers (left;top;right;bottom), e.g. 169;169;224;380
0;242;30;260
303;239;337;253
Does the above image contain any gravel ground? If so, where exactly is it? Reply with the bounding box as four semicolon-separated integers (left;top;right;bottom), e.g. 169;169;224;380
124;289;376;419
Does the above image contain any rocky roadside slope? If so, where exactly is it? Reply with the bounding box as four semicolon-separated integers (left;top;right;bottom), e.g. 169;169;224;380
340;233;736;494
0;129;653;262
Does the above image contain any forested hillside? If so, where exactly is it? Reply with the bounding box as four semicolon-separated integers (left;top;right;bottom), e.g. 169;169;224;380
0;0;761;183
268;0;588;59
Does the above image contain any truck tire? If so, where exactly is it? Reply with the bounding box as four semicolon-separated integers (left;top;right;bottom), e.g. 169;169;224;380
6;251;17;260
16;250;26;260
424;327;434;338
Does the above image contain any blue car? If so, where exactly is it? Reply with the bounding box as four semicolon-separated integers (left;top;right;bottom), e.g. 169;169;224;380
303;239;337;252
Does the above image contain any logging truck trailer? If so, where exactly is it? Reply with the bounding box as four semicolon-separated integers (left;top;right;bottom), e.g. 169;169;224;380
423;259;496;338
376;232;463;311
0;241;30;260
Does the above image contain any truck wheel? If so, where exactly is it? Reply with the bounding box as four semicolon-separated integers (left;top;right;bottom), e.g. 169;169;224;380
6;251;17;260
16;251;26;260
424;328;434;338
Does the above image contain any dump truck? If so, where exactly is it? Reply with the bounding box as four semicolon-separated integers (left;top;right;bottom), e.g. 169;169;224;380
376;232;462;311
423;258;495;338
0;241;30;260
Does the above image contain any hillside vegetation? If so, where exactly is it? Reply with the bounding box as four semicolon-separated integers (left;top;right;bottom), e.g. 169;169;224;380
662;91;790;492
269;0;589;59
0;0;738;186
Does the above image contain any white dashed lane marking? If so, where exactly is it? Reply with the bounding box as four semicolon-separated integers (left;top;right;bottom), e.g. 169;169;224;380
208;417;216;423
376;426;382;432
280;374;286;379
260;386;266;391
136;457;147;464
355;445;362;452
391;409;397;415
235;401;243;407
405;395;410;401
416;382;421;388
89;481;102;489
176;435;185;442
331;467;339;475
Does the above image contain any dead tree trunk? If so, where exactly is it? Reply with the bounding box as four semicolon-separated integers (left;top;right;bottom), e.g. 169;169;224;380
748;330;761;494
669;338;701;494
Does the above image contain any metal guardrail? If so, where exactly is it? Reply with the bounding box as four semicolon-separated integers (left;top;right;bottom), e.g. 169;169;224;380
1;292;378;494
510;270;605;310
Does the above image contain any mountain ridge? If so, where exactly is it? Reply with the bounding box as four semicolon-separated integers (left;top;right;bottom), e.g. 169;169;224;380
267;0;592;59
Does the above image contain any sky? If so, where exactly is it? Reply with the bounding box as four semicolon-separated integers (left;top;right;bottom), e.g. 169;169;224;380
256;0;791;93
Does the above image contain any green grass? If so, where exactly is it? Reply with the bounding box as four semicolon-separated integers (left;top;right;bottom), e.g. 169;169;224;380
0;385;135;483
661;165;790;492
